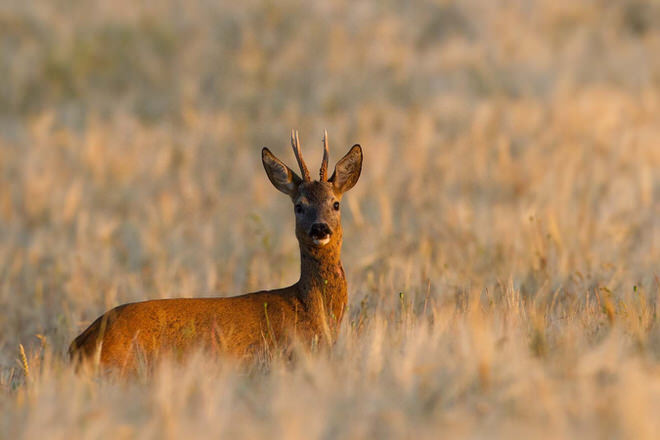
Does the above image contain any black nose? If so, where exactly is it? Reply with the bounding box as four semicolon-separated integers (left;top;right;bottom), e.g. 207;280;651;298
309;223;331;239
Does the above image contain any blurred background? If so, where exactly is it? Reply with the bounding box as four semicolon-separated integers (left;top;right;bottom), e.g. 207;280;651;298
1;2;660;436
1;0;659;350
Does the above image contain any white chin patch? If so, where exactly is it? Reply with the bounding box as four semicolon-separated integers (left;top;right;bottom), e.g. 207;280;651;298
313;236;331;246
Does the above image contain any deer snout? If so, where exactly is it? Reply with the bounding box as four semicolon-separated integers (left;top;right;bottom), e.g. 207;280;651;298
309;223;332;246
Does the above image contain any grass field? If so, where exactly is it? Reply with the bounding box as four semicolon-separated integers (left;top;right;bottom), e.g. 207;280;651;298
1;0;660;438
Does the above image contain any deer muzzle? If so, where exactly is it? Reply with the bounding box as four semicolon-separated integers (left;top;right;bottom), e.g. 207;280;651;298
309;223;332;246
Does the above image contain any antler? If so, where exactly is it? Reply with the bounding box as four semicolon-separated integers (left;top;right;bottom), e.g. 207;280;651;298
320;129;330;181
291;129;311;181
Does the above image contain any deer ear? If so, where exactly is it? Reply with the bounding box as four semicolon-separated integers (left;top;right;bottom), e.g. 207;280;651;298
262;148;301;198
330;144;362;194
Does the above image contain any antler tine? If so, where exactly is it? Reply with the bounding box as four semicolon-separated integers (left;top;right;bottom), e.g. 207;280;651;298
320;129;330;181
291;129;311;181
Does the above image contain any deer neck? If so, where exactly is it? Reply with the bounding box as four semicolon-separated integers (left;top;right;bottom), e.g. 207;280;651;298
297;235;347;322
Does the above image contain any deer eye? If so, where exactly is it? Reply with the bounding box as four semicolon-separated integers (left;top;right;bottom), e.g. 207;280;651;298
295;203;304;214
333;201;340;211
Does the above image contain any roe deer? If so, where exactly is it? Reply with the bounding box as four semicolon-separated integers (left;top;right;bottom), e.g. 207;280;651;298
69;130;363;372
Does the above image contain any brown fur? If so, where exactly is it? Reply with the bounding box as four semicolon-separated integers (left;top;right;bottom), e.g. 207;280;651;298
68;134;362;373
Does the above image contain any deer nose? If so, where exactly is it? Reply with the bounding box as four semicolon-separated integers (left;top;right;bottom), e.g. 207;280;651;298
309;223;331;239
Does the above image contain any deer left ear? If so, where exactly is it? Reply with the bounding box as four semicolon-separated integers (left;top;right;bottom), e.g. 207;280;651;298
330;145;362;194
262;147;302;198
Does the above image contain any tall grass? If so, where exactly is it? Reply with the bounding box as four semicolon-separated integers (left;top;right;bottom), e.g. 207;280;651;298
1;0;659;438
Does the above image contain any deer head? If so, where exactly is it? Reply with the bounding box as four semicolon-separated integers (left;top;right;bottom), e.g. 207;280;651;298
262;130;362;251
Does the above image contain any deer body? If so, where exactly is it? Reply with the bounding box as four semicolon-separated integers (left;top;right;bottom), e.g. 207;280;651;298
69;131;362;372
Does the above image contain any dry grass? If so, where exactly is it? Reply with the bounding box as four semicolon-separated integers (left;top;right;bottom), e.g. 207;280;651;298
1;0;660;438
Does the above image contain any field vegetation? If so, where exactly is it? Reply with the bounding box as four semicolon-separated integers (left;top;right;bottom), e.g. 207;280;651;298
1;0;660;438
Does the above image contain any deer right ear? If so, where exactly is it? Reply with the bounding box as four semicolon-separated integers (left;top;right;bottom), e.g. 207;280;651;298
330;144;362;194
262;148;302;198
